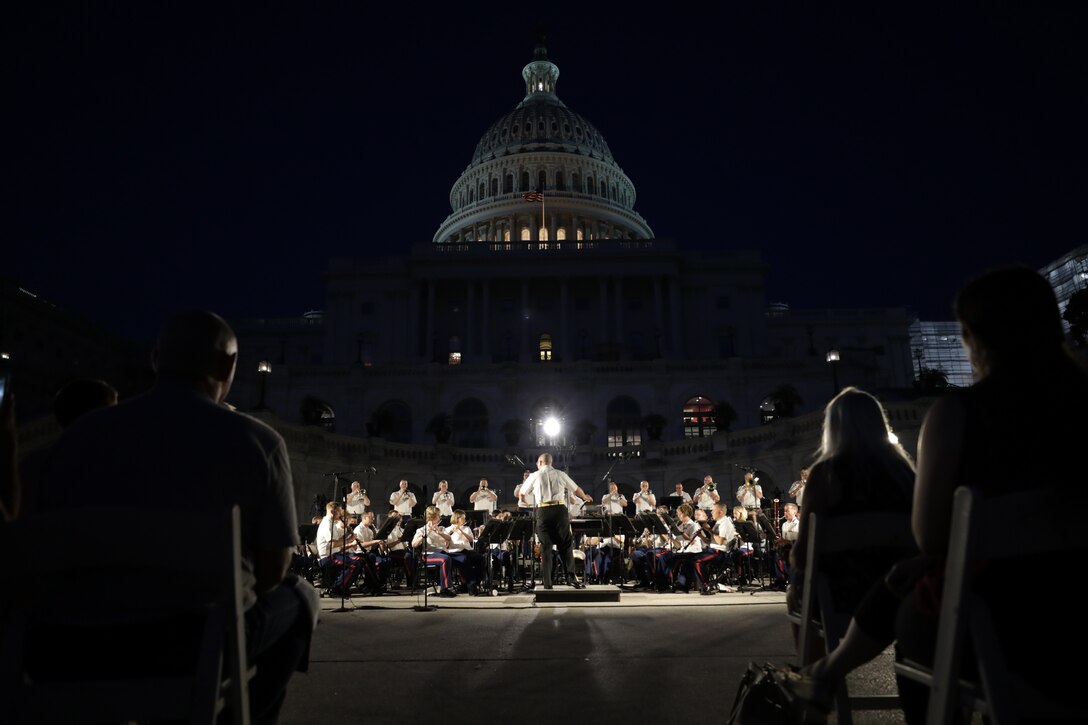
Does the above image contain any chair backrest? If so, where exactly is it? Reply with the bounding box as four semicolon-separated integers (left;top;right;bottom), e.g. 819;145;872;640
0;505;250;725
794;509;914;725
796;509;915;663
911;486;1087;725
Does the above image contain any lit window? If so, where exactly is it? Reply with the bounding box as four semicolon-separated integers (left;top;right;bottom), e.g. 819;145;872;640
448;352;462;365
539;333;553;362
683;396;717;438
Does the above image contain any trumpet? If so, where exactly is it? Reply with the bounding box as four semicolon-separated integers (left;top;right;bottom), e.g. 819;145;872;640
706;482;717;491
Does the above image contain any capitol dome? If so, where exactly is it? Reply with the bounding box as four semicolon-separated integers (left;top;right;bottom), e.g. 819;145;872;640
433;38;654;245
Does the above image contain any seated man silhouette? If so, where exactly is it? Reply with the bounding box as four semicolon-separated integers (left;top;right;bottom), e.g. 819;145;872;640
40;309;317;724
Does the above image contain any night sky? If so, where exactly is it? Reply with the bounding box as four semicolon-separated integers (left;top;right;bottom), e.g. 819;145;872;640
7;4;1086;343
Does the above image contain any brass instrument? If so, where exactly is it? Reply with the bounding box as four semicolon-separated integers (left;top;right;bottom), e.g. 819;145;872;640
706;482;717;491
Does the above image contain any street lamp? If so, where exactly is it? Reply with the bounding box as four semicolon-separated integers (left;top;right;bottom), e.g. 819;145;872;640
826;349;841;395
257;360;272;409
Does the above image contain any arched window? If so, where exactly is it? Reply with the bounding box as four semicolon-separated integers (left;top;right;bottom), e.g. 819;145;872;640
300;396;335;431
452;398;489;448
683;396;717;438
503;174;513;194
538;333;553;362
606;396;642;448
557;228;567;241
372;401;412;444
521;227;531;241
531;397;565;446
520;171;530;191
760;396;777;425
538;170;547;190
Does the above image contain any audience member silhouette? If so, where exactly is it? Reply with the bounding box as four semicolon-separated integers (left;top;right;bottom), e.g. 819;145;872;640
781;266;1088;722
785;387;916;659
39;310;317;724
18;377;118;516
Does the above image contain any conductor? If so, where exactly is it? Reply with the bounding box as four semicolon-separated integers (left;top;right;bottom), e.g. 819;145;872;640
518;452;592;589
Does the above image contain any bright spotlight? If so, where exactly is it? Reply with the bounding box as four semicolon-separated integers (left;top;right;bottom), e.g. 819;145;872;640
543;417;561;437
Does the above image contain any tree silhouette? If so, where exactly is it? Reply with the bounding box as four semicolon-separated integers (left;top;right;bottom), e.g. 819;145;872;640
768;384;804;418
1063;288;1088;347
917;367;950;390
714;402;738;432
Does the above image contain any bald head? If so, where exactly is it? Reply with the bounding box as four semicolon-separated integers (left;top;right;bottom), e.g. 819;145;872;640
153;310;238;400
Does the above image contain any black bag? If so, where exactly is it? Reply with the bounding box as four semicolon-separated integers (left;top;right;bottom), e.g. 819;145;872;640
726;662;793;725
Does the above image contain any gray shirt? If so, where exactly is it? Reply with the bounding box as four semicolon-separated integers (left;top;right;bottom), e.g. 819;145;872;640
40;382;299;610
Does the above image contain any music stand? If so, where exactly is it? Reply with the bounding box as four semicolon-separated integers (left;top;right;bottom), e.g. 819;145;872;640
464;510;488;530
373;516;398;541
606;514;639;536
395;517;421;593
581;504;604;518
506;518;535;591
636;513;670;537
406;517;438;611
477;519;511;591
658;495;685;513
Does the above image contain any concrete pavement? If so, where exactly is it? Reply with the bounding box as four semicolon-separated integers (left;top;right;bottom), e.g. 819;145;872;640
279;585;905;724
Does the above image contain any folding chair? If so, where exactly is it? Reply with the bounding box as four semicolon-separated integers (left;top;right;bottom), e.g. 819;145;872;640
0;505;253;725
787;510;914;725
894;486;1088;725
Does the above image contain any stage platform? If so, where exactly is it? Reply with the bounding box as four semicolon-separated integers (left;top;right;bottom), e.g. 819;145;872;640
533;585;621;603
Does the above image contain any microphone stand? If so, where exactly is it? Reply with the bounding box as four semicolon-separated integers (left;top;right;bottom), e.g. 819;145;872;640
413;517;437;612
321;494;356;614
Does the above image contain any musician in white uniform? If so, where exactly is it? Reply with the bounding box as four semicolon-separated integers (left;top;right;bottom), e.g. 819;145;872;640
692;502;736;594
412;506;458;597
693;474;721;513
660;503;706;593
469;478;498;513
432;479;455;517
389;479;417;516
445;509;486;594
594;482;629;583
518;453;592;589
346;480;370;517
633;480;656;514
735;470;763;509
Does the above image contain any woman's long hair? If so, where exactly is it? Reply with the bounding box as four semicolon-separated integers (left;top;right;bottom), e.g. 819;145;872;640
811;386;915;498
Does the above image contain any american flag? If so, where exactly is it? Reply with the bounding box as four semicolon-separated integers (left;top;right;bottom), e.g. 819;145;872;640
522;189;544;203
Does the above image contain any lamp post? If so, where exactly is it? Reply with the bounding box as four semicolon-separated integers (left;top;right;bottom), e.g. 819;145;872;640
257;360;271;410
826;349;841;396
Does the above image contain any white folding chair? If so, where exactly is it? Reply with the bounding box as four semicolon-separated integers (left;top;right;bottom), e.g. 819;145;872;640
894;486;1087;725
0;505;253;724
788;509;914;724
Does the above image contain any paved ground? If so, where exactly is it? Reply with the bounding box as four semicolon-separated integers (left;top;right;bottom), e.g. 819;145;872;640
280;586;906;724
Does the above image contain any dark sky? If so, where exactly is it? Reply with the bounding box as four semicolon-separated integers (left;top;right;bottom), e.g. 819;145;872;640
6;4;1086;343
